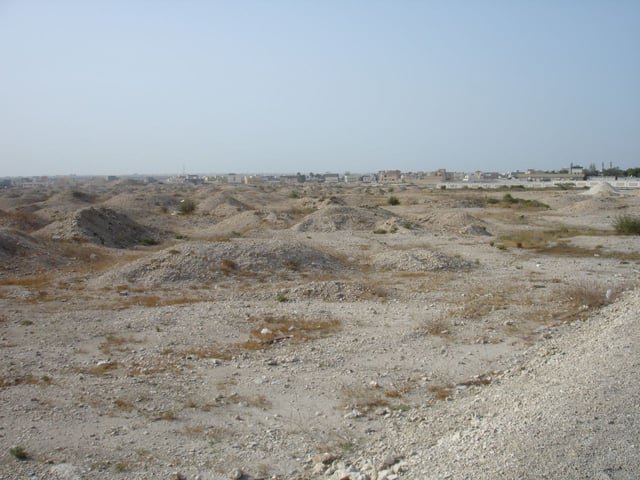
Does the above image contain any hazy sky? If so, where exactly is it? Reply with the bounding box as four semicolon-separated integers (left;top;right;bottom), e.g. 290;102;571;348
1;1;639;177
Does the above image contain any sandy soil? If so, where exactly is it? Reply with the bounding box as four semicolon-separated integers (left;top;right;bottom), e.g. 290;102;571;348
1;181;639;479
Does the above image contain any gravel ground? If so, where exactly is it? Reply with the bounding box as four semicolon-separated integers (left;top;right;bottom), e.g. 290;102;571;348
1;182;639;479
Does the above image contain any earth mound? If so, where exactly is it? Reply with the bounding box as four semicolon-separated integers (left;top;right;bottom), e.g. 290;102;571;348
0;209;49;232
26;189;101;219
281;280;376;302
0;227;64;274
371;248;473;272
102;191;177;213
92;238;347;286
196;210;295;237
417;211;489;234
0;228;44;258
292;206;397;232
36;207;158;248
198;192;253;217
583;182;619;197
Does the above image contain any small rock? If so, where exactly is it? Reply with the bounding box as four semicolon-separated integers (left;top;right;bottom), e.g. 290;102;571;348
380;454;401;469
50;464;82;480
229;468;244;480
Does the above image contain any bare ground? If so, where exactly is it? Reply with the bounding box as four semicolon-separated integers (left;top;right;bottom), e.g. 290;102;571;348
1;182;639;479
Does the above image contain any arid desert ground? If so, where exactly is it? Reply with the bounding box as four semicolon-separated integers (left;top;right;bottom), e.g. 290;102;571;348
1;181;639;479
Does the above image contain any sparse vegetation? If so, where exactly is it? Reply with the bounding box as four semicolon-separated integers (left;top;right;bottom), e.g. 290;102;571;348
563;280;622;313
100;335;143;354
2;181;639;476
113;462;129;472
613;214;640;235
428;384;453;401
156;410;178;421
219;258;238;274
139;237;158;246
9;446;29;460
488;193;549;209
178;198;196;214
388;195;400;205
80;361;120;376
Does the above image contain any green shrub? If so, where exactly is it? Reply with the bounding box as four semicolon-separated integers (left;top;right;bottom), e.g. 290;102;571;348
139;238;158;246
9;446;28;460
502;193;517;204
613;214;640;235
498;194;548;209
388;196;400;206
178;199;196;214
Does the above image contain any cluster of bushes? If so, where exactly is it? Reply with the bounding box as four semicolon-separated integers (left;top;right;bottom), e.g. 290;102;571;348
487;194;549;209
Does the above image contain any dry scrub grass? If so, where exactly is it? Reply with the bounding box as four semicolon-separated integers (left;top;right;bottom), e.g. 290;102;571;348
546;280;631;323
78;361;120;376
455;285;517;320
422;318;452;337
187;315;340;360
100;335;143;354
563;280;622;310
428;384;454;401
114;295;207;308
0;374;53;388
341;385;391;413
496;227;640;260
244;315;340;347
342;380;414;414
0;274;53;288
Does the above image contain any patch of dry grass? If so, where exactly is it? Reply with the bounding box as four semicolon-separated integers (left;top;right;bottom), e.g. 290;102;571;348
0;374;52;388
428;384;453;401
563;280;621;310
113;399;134;411
78;360;120;376
186;344;234;360
341;385;390;413
0;274;52;288
126;358;181;376
99;335;143;354
115;295;206;308
219;258;238;275
186;314;340;360
455;286;516;320
232;393;272;409
244;315;340;347
458;374;493;387
496;227;640;261
421;318;452;337
539;243;640;261
156;410;179;421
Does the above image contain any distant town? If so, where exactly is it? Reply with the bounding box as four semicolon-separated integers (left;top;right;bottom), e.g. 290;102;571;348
3;163;640;189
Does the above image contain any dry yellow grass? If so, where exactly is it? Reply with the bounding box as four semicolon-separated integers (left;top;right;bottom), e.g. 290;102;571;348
428;384;453;401
99;335;143;354
0;274;53;288
78;360;120;376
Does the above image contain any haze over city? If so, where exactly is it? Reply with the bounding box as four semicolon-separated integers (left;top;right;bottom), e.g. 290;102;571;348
1;1;639;177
